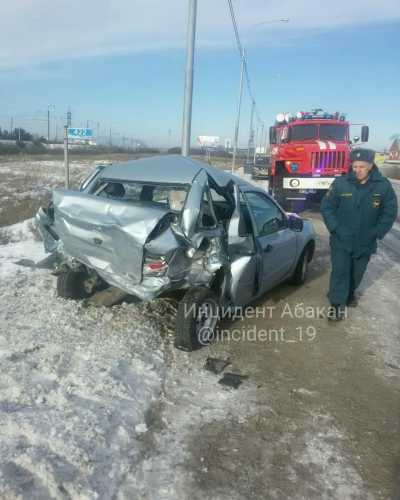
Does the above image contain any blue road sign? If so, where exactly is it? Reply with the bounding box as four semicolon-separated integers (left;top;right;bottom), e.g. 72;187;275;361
68;128;94;139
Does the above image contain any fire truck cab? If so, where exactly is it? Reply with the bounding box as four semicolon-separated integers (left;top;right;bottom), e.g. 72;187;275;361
268;109;369;211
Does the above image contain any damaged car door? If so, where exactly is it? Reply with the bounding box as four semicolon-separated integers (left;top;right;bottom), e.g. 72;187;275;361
226;183;258;306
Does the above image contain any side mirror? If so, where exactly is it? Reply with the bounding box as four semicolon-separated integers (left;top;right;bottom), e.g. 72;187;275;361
361;125;369;143
353;136;360;144
287;214;303;232
269;126;277;145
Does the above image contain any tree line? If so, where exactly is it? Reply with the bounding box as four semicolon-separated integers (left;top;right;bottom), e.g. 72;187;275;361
0;127;47;143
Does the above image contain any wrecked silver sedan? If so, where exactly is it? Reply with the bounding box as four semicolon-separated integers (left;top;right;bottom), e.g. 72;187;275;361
36;155;316;350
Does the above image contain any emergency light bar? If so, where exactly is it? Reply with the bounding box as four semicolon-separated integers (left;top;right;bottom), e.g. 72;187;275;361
276;110;347;124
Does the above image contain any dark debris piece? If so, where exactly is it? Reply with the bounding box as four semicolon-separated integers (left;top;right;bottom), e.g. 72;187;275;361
218;372;249;389
204;357;231;375
14;259;36;268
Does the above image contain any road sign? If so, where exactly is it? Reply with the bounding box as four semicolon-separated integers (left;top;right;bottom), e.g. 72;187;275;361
67;128;93;139
197;135;220;148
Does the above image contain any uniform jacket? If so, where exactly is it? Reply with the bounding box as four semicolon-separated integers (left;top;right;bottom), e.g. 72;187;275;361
321;165;398;256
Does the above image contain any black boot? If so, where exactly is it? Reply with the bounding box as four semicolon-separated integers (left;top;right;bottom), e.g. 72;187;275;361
346;292;358;307
327;304;347;321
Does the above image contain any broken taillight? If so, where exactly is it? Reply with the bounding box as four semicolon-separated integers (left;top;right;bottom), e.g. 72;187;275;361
143;257;168;276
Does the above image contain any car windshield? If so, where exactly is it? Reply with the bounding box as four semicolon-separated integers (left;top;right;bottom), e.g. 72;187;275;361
290;125;318;141
95;181;189;211
319;124;347;141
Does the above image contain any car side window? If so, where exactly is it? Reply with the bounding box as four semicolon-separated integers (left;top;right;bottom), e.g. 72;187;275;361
245;192;286;236
199;190;217;228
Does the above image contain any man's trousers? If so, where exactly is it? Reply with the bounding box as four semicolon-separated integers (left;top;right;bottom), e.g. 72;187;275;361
328;248;370;305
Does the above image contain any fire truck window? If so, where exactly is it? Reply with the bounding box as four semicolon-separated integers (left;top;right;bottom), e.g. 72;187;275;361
320;125;347;141
291;125;318;141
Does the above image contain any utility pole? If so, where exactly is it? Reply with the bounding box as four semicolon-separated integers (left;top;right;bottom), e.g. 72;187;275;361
181;0;198;157
67;107;72;127
253;123;260;163
10;117;13;136
64;126;69;188
109;128;112;146
168;128;172;150
232;50;245;173
259;122;265;156
247;100;255;161
97;122;100;144
47;107;50;142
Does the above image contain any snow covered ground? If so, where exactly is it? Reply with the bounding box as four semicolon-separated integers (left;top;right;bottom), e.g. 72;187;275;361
0;159;399;499
0;159;93;228
0;221;170;498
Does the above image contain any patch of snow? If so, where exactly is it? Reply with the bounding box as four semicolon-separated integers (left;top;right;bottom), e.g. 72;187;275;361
0;219;46;278
291;413;374;500
0;220;170;498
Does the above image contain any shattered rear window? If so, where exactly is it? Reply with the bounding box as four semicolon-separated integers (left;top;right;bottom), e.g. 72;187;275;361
95;181;189;212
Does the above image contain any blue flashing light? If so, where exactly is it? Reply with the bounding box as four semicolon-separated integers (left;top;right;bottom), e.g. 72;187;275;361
291;163;299;172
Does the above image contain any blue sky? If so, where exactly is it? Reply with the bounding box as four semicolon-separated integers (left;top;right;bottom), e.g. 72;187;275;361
0;0;399;149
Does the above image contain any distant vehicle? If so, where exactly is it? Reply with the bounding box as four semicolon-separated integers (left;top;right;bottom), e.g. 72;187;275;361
243;159;254;175
268;109;370;211
252;155;270;180
36;155;316;351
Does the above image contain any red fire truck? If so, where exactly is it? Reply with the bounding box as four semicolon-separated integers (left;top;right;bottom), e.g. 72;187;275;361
268;109;369;211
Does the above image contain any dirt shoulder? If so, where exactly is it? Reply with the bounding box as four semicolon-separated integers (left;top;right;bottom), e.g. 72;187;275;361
139;214;400;500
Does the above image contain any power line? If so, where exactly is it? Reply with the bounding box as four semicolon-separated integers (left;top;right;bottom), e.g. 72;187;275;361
227;0;263;126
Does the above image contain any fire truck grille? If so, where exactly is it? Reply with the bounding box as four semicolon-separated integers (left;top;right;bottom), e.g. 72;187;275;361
311;151;346;174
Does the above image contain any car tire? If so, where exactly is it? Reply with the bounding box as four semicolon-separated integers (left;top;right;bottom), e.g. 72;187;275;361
57;269;91;300
289;247;310;286
174;287;219;351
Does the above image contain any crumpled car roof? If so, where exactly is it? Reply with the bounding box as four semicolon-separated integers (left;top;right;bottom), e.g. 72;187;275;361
99;154;245;188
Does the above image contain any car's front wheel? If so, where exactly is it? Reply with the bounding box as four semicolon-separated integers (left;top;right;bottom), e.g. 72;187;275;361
57;269;91;300
175;287;219;351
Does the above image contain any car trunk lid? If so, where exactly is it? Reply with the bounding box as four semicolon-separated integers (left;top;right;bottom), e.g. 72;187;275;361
52;189;170;285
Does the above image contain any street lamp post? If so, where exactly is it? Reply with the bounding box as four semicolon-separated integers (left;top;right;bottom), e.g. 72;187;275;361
232;50;245;174
247;99;255;161
181;0;198;157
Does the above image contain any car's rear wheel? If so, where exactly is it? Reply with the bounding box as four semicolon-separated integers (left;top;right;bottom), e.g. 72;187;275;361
57;269;91;300
175;287;219;351
289;247;310;286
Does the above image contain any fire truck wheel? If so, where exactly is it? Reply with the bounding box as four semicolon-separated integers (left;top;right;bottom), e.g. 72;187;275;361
271;176;290;211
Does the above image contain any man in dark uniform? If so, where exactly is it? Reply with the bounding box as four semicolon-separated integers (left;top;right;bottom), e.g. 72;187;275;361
321;148;398;320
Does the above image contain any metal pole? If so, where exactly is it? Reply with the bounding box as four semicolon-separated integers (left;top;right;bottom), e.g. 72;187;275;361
64;126;69;188
232;51;245;173
47;107;50;142
247;100;255;161
181;0;198;157
253;123;259;163
259;123;265;155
